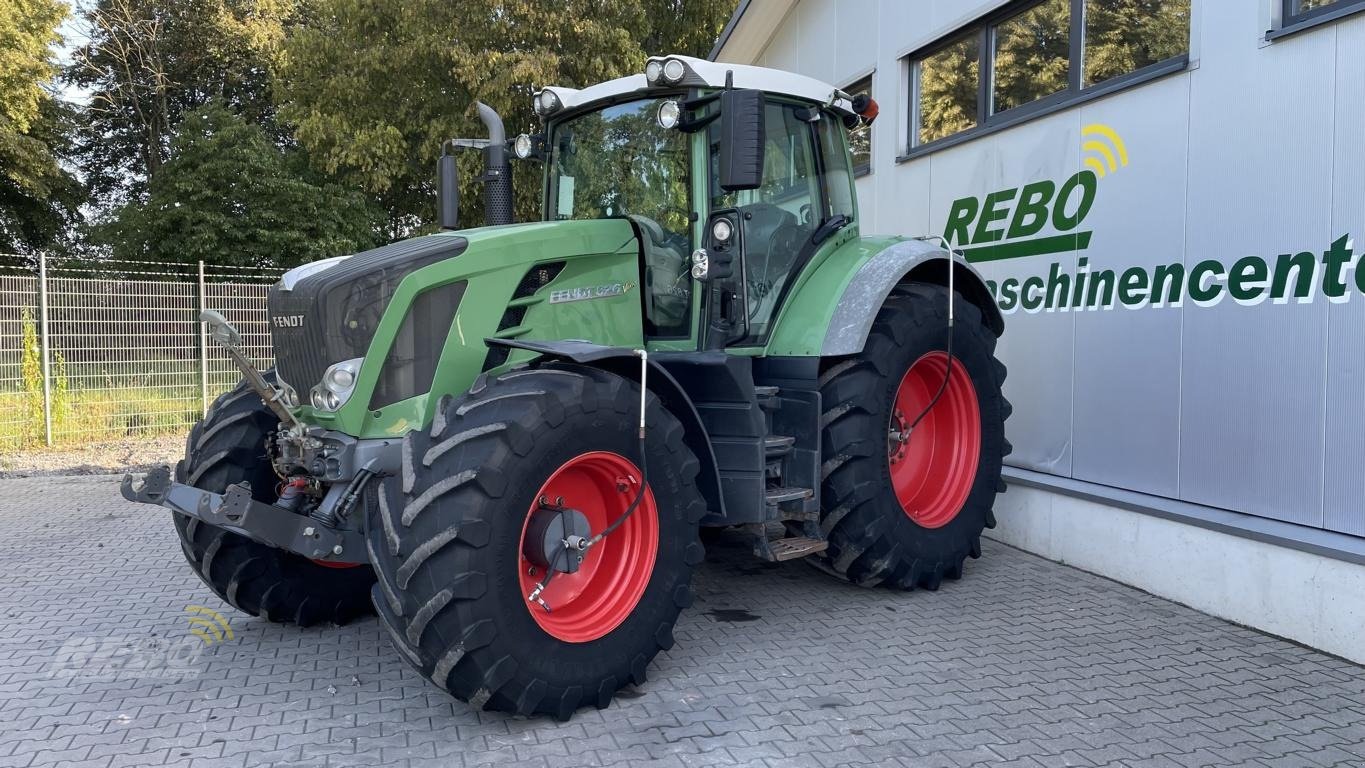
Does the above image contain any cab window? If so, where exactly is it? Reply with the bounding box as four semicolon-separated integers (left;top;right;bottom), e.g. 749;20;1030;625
548;97;693;337
708;101;820;339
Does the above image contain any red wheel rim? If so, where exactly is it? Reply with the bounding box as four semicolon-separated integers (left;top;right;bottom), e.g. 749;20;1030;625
887;352;981;529
310;559;363;569
518;451;658;643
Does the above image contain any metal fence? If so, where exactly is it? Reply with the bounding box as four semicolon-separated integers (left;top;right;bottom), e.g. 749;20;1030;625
0;254;282;450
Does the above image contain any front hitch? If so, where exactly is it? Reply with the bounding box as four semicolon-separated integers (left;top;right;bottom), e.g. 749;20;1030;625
121;467;367;564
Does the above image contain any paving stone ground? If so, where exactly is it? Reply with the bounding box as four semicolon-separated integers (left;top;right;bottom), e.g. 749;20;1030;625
1;475;1363;768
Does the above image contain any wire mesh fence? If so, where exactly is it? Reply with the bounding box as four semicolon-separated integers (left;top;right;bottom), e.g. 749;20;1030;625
0;254;282;451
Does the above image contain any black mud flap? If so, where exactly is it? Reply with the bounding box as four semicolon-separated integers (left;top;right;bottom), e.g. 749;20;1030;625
121;466;367;564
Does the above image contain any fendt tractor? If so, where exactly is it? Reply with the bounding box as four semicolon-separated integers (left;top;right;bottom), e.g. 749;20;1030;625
124;55;1010;719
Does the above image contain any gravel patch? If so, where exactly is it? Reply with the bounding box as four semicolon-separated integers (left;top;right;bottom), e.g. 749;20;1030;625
0;432;186;478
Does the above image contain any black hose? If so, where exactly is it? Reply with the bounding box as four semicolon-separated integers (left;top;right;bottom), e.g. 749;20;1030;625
906;287;956;435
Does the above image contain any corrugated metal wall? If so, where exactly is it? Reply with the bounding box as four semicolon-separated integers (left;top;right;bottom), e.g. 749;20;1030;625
722;0;1365;537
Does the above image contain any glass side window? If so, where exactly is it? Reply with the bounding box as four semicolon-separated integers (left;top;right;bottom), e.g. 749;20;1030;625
548;97;692;336
709;101;819;340
992;0;1070;114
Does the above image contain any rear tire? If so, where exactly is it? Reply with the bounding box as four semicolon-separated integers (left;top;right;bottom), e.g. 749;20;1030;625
173;376;376;626
368;364;706;719
817;282;1011;589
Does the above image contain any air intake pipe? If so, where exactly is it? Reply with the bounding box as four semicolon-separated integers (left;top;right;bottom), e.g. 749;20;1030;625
476;101;513;227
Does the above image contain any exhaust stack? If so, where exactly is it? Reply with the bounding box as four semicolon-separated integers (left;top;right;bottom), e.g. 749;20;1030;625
476;102;513;227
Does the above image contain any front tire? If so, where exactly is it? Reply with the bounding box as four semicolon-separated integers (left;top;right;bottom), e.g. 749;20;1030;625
817;282;1011;589
368;365;706;719
173;376;376;626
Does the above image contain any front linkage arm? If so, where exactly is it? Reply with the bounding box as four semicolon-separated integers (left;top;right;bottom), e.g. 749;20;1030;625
121;466;368;563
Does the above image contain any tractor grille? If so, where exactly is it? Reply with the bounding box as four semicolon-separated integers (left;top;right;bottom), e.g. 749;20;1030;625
481;261;565;371
268;235;468;393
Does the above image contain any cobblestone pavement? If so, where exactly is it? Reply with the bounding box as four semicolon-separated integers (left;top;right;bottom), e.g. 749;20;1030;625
1;475;1363;768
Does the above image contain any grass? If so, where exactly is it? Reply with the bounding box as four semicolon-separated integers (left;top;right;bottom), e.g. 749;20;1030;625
0;382;233;450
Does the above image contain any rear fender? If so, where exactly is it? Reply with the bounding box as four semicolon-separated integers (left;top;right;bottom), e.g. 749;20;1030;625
765;237;1002;357
821;240;1003;355
484;339;726;520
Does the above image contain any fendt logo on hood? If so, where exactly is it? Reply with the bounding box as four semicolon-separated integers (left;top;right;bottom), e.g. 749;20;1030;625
272;314;304;328
944;124;1361;314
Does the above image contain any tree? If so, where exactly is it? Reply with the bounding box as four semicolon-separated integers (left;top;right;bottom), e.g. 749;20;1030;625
276;0;731;237
66;0;299;205
0;0;83;256
94;101;382;268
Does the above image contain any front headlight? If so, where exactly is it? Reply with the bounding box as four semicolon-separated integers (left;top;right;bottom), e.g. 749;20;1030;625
311;357;363;412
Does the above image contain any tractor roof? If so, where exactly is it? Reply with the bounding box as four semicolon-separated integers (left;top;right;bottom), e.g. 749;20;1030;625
537;55;856;118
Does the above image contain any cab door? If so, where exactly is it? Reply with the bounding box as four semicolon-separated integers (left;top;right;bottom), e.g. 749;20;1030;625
702;100;856;349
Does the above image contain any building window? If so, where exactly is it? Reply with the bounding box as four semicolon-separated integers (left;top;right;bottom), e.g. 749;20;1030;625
916;34;980;145
1279;0;1365;29
992;0;1071;114
844;75;873;176
909;0;1190;152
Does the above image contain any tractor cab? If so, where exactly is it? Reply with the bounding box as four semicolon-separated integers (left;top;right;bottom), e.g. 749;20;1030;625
515;55;869;351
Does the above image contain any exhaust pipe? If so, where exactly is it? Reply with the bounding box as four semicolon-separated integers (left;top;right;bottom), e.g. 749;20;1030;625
476;101;513;227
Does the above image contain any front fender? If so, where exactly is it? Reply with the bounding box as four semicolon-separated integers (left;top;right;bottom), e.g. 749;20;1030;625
484;339;727;520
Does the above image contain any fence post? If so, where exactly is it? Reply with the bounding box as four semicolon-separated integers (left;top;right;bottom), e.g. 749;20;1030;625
37;253;52;447
198;260;209;417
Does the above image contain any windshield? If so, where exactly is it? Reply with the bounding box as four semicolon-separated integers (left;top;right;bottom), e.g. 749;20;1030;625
548;97;693;336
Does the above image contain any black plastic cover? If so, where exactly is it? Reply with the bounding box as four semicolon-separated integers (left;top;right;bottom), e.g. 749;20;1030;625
369;280;466;409
718;89;765;192
268;235;468;392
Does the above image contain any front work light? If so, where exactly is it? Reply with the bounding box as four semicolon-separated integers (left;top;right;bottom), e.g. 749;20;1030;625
657;100;681;130
662;58;685;84
312;357;362;412
710;218;733;243
690;248;709;280
513;133;534;159
645;60;663;84
535;90;561;116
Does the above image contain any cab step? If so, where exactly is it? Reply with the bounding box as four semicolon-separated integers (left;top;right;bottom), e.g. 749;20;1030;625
766;536;828;561
755;385;780;411
764;485;811;505
764;435;796;459
741;522;829;562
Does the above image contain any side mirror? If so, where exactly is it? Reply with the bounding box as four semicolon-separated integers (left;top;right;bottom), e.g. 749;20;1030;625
437;150;460;230
718;89;765;192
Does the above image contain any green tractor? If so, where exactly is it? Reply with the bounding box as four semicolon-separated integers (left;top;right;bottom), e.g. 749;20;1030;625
124;55;1009;719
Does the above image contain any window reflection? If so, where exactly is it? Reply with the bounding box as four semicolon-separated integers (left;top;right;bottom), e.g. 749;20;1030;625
1084;0;1191;87
918;35;980;145
992;0;1071;114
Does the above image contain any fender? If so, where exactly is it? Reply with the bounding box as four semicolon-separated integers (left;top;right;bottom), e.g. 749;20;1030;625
765;237;1003;357
485;338;726;519
822;239;1004;356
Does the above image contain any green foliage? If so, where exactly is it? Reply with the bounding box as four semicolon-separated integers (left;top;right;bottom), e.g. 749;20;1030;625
94;101;382;267
66;0;300;205
277;0;732;235
0;0;84;256
19;308;43;444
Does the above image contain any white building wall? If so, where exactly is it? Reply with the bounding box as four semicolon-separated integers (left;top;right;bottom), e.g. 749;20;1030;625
717;0;1365;661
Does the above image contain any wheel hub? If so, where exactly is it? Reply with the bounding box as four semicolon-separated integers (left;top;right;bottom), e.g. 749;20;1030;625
517;451;658;643
522;501;592;575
